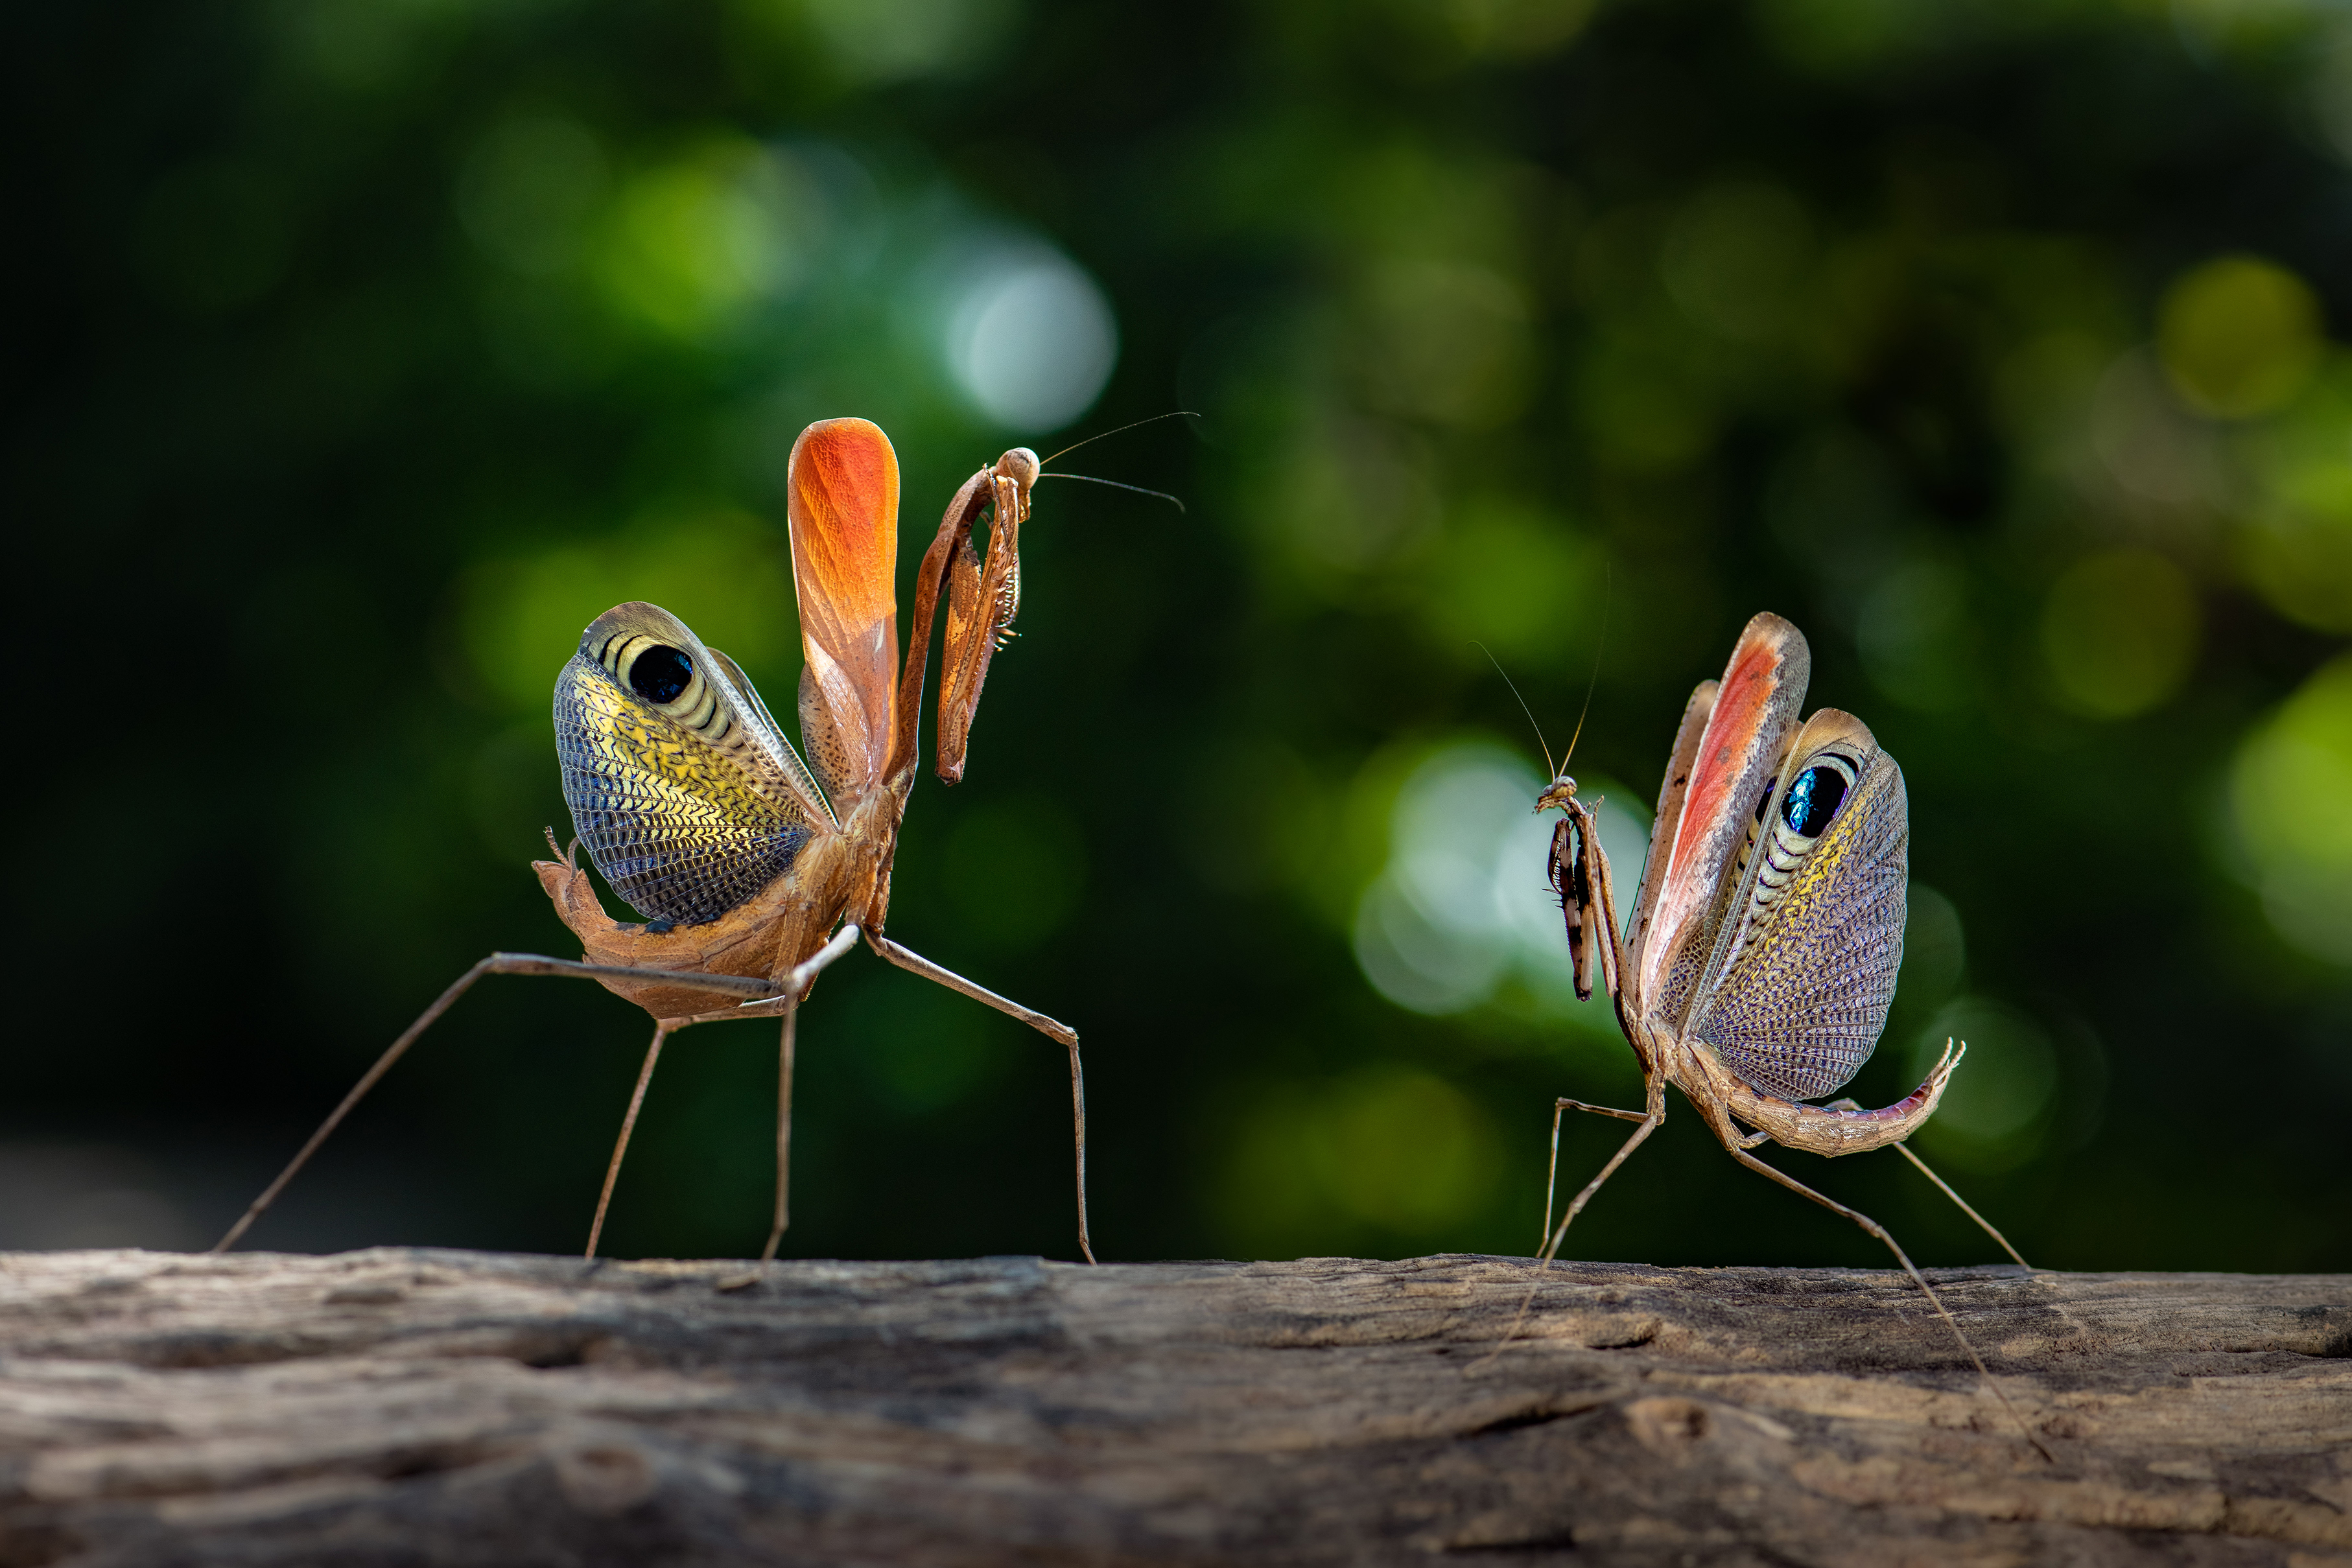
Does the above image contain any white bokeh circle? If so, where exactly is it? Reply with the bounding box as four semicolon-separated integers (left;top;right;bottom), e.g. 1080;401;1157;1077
946;252;1119;430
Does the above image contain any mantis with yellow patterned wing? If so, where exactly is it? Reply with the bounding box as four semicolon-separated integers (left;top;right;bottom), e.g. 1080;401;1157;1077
218;418;1092;1263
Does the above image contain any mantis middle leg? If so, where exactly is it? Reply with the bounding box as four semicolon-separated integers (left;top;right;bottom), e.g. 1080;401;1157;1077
583;924;865;1261
1543;1096;1654;1252
1538;1072;1668;1266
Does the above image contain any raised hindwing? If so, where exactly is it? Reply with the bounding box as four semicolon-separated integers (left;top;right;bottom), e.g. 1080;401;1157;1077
1635;613;1812;1030
555;602;832;926
1623;676;1716;997
1682;708;1908;1102
787;418;902;799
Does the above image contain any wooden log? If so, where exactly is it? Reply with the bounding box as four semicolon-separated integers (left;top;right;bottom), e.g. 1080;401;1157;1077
0;1249;2344;1565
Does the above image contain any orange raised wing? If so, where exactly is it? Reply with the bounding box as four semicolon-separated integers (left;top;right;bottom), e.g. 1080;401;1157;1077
787;418;901;795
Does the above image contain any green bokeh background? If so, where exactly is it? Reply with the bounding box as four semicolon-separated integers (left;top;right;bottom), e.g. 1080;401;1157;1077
10;0;2351;1270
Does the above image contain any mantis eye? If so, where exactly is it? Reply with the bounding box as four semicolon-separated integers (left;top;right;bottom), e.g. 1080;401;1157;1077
1781;762;1851;837
628;644;692;704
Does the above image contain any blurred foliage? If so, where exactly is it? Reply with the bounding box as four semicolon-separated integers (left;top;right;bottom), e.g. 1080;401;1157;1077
8;0;2350;1271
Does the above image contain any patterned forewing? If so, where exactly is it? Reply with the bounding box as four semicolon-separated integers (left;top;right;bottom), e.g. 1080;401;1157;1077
554;637;816;926
1688;758;1908;1101
707;647;834;829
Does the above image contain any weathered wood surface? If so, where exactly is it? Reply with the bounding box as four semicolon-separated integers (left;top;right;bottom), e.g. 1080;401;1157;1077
0;1250;2346;1566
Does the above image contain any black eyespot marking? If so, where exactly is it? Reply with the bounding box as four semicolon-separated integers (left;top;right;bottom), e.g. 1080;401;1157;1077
1782;764;1850;836
629;644;692;704
1754;777;1778;824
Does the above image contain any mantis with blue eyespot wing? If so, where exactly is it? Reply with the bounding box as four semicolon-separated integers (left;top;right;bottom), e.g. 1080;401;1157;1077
1498;611;2050;1460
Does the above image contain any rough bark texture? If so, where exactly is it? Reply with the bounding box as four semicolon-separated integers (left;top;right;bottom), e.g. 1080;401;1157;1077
0;1249;2346;1566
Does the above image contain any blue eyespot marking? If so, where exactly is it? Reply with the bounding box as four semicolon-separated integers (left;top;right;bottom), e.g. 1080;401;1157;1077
629;644;692;704
1783;764;1849;836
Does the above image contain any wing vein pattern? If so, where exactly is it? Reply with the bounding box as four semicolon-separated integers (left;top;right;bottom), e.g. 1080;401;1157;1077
1688;760;1908;1103
554;605;819;927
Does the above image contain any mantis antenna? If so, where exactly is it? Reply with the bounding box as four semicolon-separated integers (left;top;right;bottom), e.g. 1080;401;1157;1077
1474;642;1556;781
1476;560;1611;785
1560;563;1612;769
1040;410;1202;468
1037;472;1186;512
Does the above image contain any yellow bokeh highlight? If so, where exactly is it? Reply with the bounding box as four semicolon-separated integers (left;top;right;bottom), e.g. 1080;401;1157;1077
1754;0;1911;73
2040;549;2200;718
793;0;1011;84
1575;325;1716;471
1416;0;1594;60
1903;999;2060;1175
2237;364;2352;634
2157;255;2323;421
592;141;802;340
456;115;609;275
1354;259;1535;428
943;795;1087;952
460;505;796;713
1662;182;1813;342
1262;418;1441;582
2230;652;2352;965
1216;1066;1500;1256
1419;500;1595;663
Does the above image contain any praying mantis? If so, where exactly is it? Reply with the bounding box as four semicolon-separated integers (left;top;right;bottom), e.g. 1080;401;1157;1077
217;417;1095;1264
1511;611;2049;1457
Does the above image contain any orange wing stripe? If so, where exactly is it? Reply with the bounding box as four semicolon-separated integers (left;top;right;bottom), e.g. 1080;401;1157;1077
1664;635;1782;892
1636;614;1805;1006
788;418;901;793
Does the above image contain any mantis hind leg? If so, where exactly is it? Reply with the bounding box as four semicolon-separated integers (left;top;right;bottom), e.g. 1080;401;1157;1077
1822;1095;2030;1270
1818;1105;2084;1339
214;954;779;1254
761;1003;796;1263
1895;1140;2032;1270
585;1024;668;1259
649;924;864;1265
1721;1139;2053;1463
